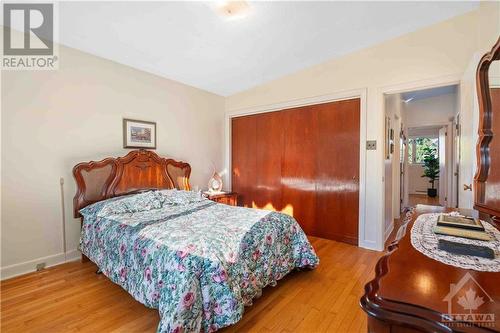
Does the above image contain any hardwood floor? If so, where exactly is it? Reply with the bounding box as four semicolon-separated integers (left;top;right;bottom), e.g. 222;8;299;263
1;237;382;333
408;194;440;206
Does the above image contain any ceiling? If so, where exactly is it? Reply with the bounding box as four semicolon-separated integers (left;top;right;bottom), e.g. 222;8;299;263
6;1;479;96
401;85;458;102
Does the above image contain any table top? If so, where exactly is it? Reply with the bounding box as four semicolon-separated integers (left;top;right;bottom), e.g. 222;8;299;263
203;191;236;198
361;205;500;332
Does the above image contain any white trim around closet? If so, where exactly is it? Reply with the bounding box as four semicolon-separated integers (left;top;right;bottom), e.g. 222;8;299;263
224;88;369;249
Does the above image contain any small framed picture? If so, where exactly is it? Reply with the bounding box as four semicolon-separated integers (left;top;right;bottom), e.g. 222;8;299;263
385;116;391;159
123;118;156;149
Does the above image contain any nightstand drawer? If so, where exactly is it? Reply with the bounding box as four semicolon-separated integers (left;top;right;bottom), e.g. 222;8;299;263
204;192;238;206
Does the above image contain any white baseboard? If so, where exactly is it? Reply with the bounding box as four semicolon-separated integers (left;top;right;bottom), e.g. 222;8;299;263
359;239;382;251
359;223;394;251
1;249;81;281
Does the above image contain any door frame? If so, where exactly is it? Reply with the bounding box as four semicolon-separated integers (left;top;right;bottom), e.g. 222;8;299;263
405;122;453;208
225;88;368;248
453;113;461;208
379;74;461;242
392;113;402;218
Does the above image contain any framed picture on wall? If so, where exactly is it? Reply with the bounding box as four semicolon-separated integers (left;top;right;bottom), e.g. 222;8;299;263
123;118;156;149
389;128;395;154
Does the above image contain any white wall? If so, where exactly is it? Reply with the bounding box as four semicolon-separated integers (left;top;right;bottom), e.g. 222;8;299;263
459;1;500;209
1;43;225;279
478;1;500;53
226;11;480;250
408;164;432;194
459;55;480;209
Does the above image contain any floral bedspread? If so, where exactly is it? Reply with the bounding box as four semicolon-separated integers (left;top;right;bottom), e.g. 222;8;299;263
79;190;319;332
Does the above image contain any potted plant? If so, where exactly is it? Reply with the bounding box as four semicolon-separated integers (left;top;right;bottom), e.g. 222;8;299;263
421;146;439;197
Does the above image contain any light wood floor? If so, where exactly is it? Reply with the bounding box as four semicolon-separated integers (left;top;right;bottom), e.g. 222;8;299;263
408;194;440;207
1;237;382;333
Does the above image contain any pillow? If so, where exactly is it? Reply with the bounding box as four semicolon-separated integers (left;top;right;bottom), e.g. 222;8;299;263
79;189;207;219
159;189;206;205
79;195;126;218
97;191;165;217
79;191;165;218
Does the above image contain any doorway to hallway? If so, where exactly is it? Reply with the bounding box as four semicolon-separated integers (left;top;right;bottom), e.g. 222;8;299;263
383;84;460;240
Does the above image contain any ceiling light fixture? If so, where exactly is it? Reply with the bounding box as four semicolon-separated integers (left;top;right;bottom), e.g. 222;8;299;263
214;1;250;20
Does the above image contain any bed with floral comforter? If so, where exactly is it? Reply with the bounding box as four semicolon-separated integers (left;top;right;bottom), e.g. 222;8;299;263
79;190;319;332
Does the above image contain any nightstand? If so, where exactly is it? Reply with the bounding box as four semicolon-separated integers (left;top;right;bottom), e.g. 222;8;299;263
203;191;238;206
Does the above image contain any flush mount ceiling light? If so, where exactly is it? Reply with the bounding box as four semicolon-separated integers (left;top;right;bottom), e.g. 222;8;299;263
214;1;251;20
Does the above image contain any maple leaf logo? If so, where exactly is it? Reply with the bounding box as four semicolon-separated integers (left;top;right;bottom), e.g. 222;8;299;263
457;288;485;313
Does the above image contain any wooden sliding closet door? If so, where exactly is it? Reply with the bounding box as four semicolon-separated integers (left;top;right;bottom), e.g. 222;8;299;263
231;115;257;206
232;99;360;244
281;106;318;232
256;112;284;210
315;100;360;244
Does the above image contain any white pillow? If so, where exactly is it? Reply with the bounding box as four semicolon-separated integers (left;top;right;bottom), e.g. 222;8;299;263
159;189;206;205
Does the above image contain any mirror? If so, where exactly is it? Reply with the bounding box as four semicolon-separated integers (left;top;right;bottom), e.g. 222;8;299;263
474;38;500;222
489;60;500;104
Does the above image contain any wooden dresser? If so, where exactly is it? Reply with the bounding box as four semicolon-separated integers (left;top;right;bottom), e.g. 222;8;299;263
360;206;500;332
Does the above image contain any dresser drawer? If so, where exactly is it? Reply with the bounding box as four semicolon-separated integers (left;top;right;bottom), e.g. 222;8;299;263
205;192;238;206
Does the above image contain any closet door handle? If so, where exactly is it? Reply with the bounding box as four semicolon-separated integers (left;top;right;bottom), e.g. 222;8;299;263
463;184;472;191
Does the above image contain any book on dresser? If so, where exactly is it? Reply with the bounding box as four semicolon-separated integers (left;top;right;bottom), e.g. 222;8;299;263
436;214;485;231
437;239;495;259
433;215;492;241
433;226;493;241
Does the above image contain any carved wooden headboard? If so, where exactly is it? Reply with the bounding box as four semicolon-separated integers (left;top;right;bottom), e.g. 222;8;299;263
73;150;191;217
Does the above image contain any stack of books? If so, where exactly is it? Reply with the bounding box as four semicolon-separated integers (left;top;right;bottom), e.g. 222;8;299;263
433;214;492;241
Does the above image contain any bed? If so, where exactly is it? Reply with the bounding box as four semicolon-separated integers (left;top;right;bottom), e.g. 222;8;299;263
73;150;319;332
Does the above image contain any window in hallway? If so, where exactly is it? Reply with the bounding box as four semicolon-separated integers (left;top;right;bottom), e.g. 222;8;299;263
408;137;439;164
